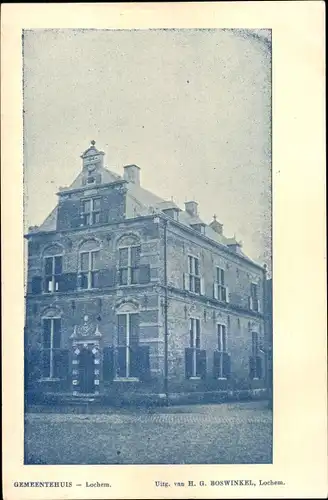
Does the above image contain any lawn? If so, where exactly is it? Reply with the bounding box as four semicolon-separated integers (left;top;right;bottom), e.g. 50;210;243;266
25;401;272;465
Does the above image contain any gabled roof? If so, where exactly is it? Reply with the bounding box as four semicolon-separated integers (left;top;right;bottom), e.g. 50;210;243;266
68;167;121;190
38;206;58;232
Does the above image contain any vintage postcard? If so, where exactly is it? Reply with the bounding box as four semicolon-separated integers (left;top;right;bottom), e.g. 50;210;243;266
1;2;326;499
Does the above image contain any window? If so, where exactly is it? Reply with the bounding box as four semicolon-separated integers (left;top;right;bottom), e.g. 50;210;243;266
250;331;262;379
189;318;201;377
252;331;259;357
214;267;229;302
79;250;99;289
119;245;141;285
81;198;101;225
44;255;62;293
187;255;201;294
42;318;61;378
117;313;140;378
86;171;96;184
215;324;230;379
249;283;260;312
217;324;227;353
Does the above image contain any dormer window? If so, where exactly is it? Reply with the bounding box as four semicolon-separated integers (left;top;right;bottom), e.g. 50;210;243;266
190;223;206;234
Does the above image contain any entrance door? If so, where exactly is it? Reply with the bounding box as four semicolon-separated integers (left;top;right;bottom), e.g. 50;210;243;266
78;348;95;394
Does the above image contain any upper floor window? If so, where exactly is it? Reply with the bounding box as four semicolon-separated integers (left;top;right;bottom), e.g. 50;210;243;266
81;198;101;226
249;283;260;312
186;255;201;294
119;245;141;286
214;267;229;302
44;255;62;293
42;318;61;379
79;249;100;289
86;171;96;184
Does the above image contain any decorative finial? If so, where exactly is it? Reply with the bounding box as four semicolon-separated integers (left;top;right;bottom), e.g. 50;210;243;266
91;140;96;146
213;214;217;221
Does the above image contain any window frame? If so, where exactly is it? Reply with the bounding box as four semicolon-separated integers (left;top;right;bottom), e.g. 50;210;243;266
41;317;61;380
43;254;63;294
189;317;201;378
217;323;228;379
250;282;260;312
79;249;100;289
118;244;141;286
252;331;259;357
215;266;227;302
116;311;140;380
81;197;101;226
187;255;201;294
251;330;261;379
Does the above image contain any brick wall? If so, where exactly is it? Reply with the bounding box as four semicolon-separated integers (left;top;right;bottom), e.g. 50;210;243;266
165;223;265;314
164;294;265;392
26;214;266;395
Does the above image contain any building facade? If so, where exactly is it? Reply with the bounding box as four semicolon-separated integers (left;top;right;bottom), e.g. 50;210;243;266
25;141;269;404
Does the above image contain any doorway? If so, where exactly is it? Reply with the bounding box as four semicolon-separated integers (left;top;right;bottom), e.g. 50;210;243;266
78;348;95;394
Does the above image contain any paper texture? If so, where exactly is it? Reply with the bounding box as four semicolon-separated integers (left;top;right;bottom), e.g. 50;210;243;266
1;2;326;499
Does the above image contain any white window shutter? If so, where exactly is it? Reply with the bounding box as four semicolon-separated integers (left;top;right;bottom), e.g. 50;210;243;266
225;286;230;303
200;277;205;295
213;283;218;300
257;299;261;313
249;296;253;310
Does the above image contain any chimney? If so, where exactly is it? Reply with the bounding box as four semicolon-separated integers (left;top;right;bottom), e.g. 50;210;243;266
209;215;223;235
123;164;140;185
185;200;198;217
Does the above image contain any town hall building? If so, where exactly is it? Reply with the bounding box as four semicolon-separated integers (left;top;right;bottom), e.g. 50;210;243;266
25;141;270;405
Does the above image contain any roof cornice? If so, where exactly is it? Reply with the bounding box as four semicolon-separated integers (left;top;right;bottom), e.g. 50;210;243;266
56;179;127;196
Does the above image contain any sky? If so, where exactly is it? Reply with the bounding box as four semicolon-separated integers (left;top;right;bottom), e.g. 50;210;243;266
23;29;271;268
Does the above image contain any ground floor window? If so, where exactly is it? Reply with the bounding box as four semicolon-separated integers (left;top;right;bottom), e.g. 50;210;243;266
250;331;262;379
213;324;230;379
116;312;140;378
42;318;61;378
185;318;206;378
213;324;231;379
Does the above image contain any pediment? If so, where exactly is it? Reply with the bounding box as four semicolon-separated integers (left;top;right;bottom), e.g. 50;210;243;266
71;320;102;339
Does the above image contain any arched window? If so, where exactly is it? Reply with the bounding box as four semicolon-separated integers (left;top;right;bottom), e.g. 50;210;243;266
78;239;100;289
43;244;64;293
117;235;141;286
116;302;140;379
41;307;62;379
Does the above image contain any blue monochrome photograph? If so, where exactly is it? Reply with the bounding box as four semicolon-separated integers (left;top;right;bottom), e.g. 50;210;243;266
23;28;272;465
